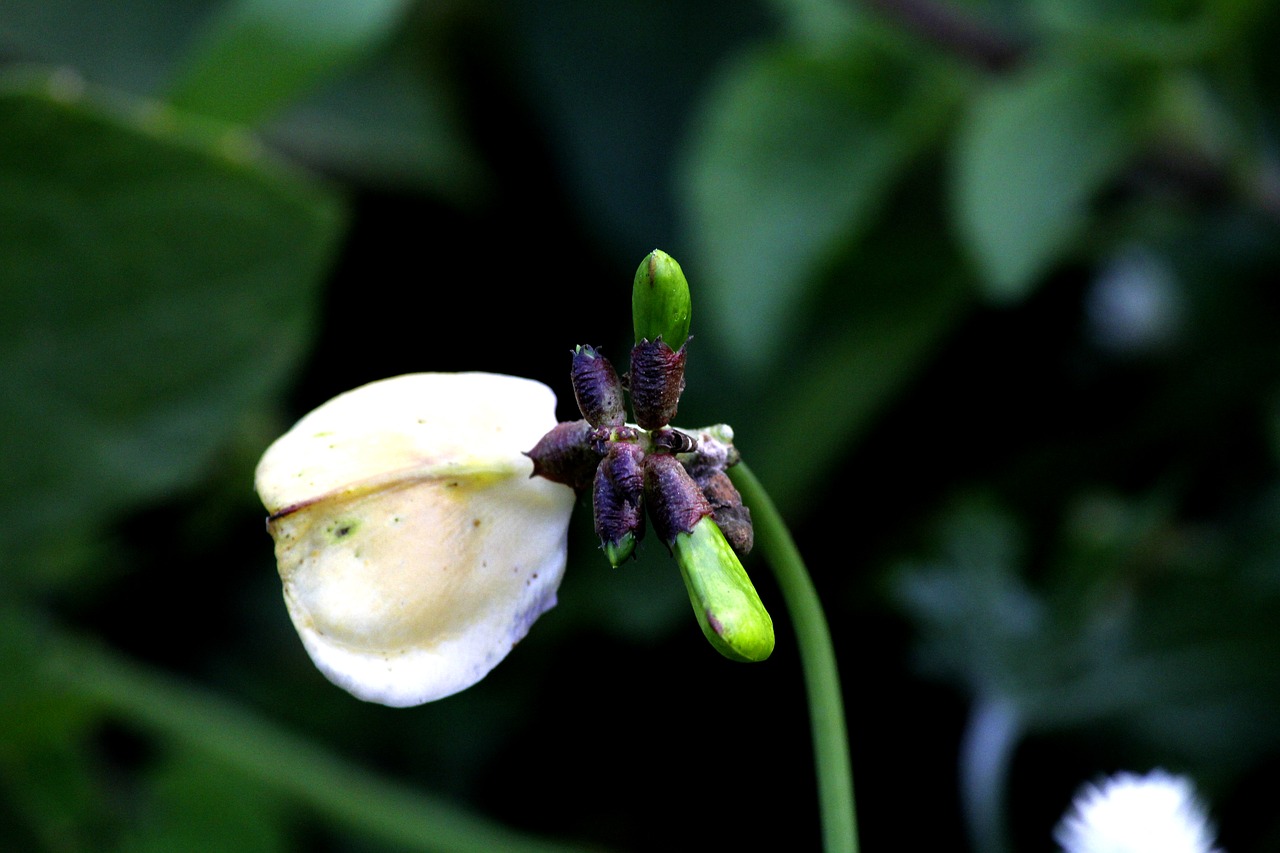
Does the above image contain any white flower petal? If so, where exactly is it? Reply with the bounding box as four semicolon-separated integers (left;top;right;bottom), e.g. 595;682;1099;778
255;373;576;706
1055;769;1220;853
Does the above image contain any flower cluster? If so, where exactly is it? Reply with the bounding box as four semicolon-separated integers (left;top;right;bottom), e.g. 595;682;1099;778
525;251;772;663
254;250;771;706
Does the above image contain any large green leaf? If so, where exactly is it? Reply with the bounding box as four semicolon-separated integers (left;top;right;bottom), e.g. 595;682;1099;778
261;31;487;201
0;0;481;198
0;70;344;585
166;0;414;126
952;59;1154;300
0;0;217;94
680;38;961;375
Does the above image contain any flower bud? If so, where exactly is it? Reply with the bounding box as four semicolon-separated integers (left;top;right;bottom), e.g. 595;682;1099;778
525;419;603;490
629;339;687;430
593;441;645;567
672;518;774;662
570;345;625;428
693;467;753;557
632;249;691;348
642;453;711;547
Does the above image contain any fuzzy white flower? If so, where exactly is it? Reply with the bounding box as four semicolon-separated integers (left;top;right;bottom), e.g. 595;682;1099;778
255;373;576;707
1055;769;1221;853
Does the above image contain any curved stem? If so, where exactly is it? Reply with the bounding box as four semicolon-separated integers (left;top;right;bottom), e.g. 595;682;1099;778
729;463;858;853
960;694;1020;853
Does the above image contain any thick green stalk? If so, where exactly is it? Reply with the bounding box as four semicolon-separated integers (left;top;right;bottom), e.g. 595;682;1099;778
729;463;858;853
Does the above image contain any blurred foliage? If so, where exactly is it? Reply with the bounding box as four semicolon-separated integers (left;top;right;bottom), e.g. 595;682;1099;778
3;0;1280;850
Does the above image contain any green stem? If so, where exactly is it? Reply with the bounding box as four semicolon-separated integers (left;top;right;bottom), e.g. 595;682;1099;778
729;463;858;853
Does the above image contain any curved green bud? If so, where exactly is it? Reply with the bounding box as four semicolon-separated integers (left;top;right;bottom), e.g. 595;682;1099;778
671;517;774;662
603;533;637;568
632;249;691;347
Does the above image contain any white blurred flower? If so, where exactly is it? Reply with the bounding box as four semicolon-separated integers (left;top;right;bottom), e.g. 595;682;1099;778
1055;769;1221;853
255;373;576;707
1085;248;1184;355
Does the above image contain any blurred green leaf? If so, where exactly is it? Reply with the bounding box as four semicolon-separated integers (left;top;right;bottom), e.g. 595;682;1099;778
952;59;1154;300
681;38;963;375
166;0;413;126
261;32;487;200
506;0;770;256
0;0;217;94
894;503;1048;699
0;69;344;585
0;608;597;851
42;622;596;853
894;495;1280;777
748;268;971;513
0;610;108;852
1027;0;1224;61
0;0;483;196
0;736;112;852
125;750;288;853
712;170;976;515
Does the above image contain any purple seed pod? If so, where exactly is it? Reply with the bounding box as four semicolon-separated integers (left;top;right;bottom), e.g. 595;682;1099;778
593;441;646;566
525;419;603;490
643;452;712;548
629;339;687;430
570;345;625;428
692;467;753;557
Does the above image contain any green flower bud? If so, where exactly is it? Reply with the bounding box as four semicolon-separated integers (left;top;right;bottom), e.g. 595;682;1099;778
632;249;691;348
672;518;774;663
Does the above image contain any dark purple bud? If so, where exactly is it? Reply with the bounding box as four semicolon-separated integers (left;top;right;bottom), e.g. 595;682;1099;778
651;427;697;455
525;419;603;490
593;442;646;566
629;339;687;430
693;467;753;557
643;453;712;548
571;345;625;428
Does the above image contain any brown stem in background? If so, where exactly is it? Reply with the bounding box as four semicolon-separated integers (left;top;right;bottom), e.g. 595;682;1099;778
860;0;1024;72
860;0;1280;226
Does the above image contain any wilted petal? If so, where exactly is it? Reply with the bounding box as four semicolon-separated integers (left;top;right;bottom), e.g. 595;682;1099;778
255;372;575;706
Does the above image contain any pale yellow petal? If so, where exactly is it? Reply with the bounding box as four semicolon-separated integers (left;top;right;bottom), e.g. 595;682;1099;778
255;373;576;706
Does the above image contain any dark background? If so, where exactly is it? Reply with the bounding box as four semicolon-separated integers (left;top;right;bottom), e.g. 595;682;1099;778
5;1;1280;850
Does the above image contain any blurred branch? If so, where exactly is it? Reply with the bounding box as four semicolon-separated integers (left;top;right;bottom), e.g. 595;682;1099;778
861;0;1280;227
860;0;1024;71
39;623;599;853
